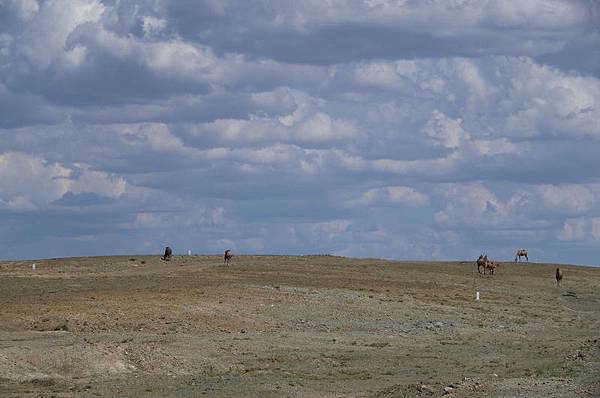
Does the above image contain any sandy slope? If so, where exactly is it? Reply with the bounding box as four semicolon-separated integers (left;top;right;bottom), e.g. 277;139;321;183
1;255;599;397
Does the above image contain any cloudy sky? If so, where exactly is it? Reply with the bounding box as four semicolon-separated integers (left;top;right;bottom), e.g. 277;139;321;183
1;0;600;264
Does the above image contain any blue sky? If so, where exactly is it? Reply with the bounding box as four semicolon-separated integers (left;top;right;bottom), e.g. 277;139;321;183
1;0;600;265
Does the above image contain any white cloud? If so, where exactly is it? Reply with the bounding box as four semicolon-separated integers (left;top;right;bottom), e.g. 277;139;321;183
126;207;225;230
559;217;600;241
70;169;127;199
268;0;588;34
351;186;429;207
352;61;414;92
250;87;298;112
87;28;216;79
0;152;70;210
185;90;361;148
423;110;468;149
431;180;600;243
16;0;104;70
286;219;353;248
0;152;127;210
340;57;600;140
471;138;519;156
1;1;600;264
503;60;600;138
535;184;596;214
432;181;600;230
295;112;358;143
559;217;589;241
434;183;509;228
2;0;39;21
118;123;196;156
142;16;167;38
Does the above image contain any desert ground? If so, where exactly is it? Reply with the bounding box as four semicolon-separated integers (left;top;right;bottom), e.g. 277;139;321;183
1;255;599;397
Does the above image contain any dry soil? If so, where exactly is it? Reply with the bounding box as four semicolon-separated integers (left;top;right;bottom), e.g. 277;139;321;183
1;255;599;397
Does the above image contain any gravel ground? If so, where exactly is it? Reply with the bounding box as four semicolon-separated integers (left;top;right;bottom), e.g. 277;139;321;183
1;255;599;397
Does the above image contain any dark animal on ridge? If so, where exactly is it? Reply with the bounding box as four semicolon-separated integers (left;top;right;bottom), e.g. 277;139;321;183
162;246;172;261
224;250;233;265
556;267;563;286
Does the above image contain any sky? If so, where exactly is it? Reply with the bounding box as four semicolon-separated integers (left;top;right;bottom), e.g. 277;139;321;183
1;0;600;265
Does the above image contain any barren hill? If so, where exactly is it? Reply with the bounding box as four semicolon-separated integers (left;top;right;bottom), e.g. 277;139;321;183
1;255;599;397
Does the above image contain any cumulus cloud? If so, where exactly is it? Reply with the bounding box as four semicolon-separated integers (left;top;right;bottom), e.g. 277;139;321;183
534;184;596;215
2;0;40;21
351;186;429;207
266;0;587;34
433;183;513;228
15;0;104;71
126;207;225;230
142;16;167;38
0;152;127;210
1;1;600;264
559;217;600;242
423;110;468;149
433;182;600;230
161;0;597;68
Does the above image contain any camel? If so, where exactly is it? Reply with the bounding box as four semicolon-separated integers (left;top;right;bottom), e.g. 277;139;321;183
484;260;499;275
224;250;233;265
162;246;172;261
515;249;528;262
477;254;498;275
556;267;563;286
477;255;488;274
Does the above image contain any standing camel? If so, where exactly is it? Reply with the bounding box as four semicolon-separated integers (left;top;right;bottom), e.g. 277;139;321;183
477;255;488;274
224;250;233;265
484;260;499;275
477;255;498;275
515;249;528;262
162;246;172;261
556;268;563;286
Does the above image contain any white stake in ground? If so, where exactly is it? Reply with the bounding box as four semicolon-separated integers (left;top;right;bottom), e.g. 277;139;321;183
32;263;36;270
476;291;480;301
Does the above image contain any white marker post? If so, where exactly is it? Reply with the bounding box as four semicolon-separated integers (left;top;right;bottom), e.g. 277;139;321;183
188;250;192;256
476;291;480;301
32;263;36;270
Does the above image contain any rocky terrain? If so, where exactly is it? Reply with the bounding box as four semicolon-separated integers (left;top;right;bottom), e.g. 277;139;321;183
1;255;599;397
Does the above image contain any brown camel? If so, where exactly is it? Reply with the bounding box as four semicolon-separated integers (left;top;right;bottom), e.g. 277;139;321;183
224;250;233;265
515;249;528;262
477;255;488;274
476;254;499;275
484;260;498;275
556;267;563;286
